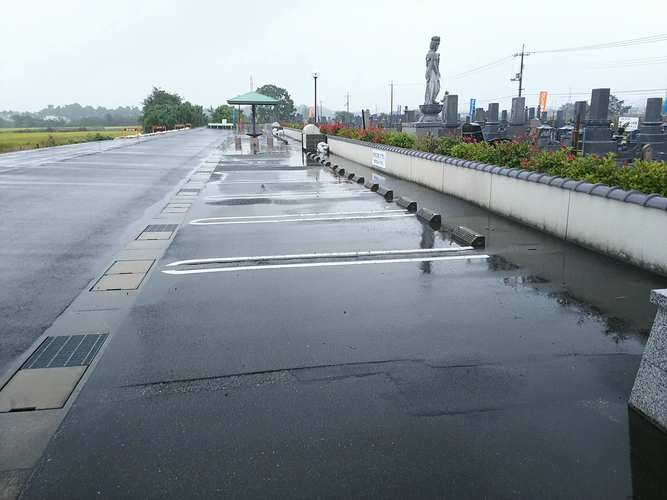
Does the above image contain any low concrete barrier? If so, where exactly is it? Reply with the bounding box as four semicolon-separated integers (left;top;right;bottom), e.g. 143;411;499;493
326;135;667;276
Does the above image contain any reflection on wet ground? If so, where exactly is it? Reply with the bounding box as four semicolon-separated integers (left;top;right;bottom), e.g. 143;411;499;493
19;132;667;499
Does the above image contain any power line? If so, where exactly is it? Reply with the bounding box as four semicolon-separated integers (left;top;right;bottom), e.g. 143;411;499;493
530;55;667;70
533;33;667;54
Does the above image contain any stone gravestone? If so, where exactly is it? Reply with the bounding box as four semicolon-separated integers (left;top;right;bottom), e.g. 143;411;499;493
506;97;526;139
362;110;371;130
474;108;485;123
556;110;565;128
500;110;509;136
581;88;617;156
528;107;536;120
637;97;665;159
530;118;542;134
484;103;501;140
443;94;459;135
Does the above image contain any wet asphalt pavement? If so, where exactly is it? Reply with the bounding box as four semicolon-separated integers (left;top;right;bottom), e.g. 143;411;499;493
0;131;223;376
7;130;667;498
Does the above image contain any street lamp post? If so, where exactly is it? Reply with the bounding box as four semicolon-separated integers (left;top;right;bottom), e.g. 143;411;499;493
312;70;319;125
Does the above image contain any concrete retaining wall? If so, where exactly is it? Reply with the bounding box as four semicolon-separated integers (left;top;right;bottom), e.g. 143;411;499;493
283;128;303;141
325;135;667;276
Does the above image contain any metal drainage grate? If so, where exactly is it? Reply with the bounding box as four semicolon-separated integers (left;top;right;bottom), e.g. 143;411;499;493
23;334;108;369
178;188;200;194
144;224;178;233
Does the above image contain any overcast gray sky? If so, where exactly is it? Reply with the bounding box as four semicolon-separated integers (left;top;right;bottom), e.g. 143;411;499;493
1;0;666;115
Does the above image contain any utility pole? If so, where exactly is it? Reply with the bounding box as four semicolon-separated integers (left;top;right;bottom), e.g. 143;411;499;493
250;75;253;92
510;44;531;97
390;81;394;127
319;100;323;122
345;93;350;114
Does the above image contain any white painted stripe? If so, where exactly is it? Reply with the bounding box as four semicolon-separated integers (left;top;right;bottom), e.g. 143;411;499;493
191;214;414;225
203;191;373;201
163;254;490;275
212;180;342;184
167;247;475;267
190;210;405;223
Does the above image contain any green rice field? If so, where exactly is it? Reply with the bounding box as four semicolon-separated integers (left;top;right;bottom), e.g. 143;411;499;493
0;127;135;153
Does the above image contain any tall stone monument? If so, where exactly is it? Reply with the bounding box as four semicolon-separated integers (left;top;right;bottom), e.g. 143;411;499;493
637;98;665;159
403;36;446;137
581;88;617;156
443;93;460;135
506;97;526;139
484;103;501;140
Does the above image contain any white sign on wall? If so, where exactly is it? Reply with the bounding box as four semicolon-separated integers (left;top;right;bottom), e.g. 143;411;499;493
618;116;639;132
372;149;386;168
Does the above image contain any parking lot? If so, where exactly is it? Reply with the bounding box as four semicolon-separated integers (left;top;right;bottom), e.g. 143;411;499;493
7;131;667;499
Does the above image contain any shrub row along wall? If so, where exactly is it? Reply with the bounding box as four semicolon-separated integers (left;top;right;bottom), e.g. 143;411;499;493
284;129;667;276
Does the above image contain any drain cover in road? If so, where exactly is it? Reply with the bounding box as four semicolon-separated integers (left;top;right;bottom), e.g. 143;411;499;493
137;224;178;241
23;334;108;369
177;188;200;195
162;203;191;214
0;334;107;412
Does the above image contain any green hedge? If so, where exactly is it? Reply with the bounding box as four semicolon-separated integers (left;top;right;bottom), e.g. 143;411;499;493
283;123;667;197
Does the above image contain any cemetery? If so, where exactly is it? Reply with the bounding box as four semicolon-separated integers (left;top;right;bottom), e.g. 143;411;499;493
281;35;667;277
284;89;666;195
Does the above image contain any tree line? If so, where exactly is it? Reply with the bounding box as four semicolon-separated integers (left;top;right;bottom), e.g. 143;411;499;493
139;87;208;132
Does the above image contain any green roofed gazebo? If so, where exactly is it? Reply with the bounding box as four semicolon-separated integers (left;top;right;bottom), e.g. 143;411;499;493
227;91;280;138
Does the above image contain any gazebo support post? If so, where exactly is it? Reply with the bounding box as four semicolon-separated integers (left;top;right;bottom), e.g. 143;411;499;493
252;104;257;137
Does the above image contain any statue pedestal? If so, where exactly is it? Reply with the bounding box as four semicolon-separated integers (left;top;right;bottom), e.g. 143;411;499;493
403;122;446;137
419;104;444;123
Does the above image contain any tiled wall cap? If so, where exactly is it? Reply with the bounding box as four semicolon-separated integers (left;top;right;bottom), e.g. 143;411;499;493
547;177;566;187
645;196;667;210
587;183;608;195
603;187;623;199
537;174;554;185
508;169;521;178
517;170;532;180
625;192;647;205
641;194;662;206
574;181;595;193
491;166;504;174
462;161;473;168
569;180;589;191
621;190;642;202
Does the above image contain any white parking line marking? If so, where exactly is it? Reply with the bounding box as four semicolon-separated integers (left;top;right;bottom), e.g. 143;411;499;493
163;255;490;275
203;191;373;201
167;247;475;267
190;210;405;223
190;214;415;225
214;180;343;184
